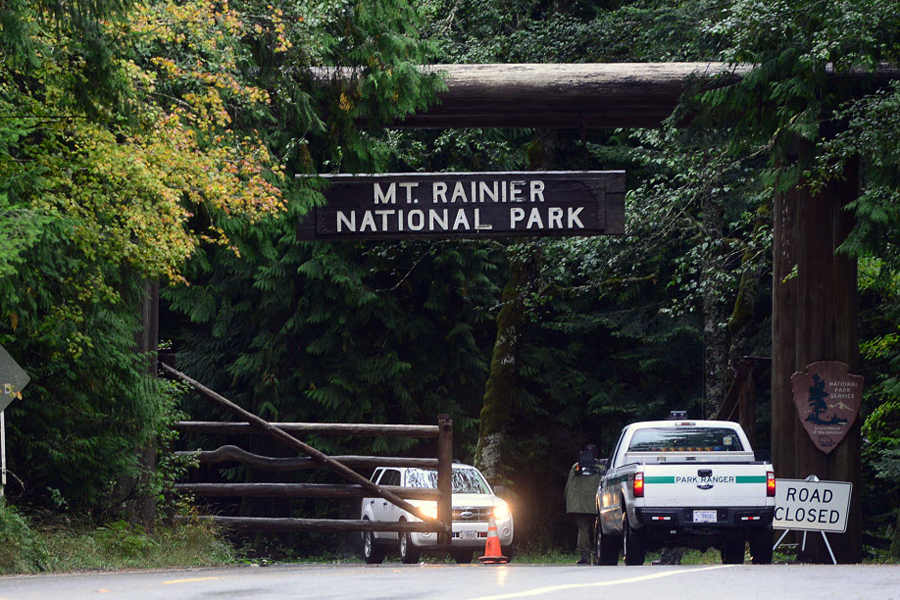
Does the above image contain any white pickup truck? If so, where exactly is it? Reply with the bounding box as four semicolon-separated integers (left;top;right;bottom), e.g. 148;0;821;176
595;418;775;565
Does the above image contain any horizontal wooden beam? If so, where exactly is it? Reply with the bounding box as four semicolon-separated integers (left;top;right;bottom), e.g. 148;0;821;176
315;63;900;129
174;421;439;438
415;62;735;129
176;445;439;471
175;482;440;500
183;516;442;533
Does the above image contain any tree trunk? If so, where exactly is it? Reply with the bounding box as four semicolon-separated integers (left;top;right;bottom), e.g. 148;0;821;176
702;193;728;418
122;281;158;529
474;129;556;483
473;246;539;483
771;149;861;563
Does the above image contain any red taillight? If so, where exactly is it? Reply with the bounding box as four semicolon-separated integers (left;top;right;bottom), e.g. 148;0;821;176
633;472;644;498
766;471;776;497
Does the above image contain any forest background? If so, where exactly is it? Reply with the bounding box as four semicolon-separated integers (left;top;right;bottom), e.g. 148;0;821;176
1;0;900;565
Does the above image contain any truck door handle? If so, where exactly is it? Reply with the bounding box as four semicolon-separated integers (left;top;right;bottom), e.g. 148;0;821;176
698;469;712;477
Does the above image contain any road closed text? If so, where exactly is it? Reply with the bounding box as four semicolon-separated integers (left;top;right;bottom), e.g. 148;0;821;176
775;506;842;525
773;479;852;533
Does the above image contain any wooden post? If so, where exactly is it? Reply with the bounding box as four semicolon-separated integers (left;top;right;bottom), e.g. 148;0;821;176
437;414;453;546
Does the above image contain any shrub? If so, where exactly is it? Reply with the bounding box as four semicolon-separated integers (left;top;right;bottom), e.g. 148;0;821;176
0;498;49;574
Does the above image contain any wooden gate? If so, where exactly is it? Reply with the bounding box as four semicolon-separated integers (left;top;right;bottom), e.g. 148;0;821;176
161;363;453;544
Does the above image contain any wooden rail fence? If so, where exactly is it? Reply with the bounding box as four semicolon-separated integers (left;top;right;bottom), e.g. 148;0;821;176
161;363;453;545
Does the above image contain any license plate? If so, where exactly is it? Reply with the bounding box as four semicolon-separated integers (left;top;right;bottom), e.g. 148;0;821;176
459;530;478;540
693;510;717;523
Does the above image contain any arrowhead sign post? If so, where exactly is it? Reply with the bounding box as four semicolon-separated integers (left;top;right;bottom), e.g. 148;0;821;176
0;344;30;496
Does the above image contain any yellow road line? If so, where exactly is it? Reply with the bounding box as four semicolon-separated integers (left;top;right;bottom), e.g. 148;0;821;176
162;576;220;585
466;565;736;600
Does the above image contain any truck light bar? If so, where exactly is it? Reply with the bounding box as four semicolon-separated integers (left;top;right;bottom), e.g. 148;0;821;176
651;516;673;521
740;516;761;521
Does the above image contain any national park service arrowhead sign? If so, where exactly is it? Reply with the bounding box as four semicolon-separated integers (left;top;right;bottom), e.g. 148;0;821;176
791;361;863;454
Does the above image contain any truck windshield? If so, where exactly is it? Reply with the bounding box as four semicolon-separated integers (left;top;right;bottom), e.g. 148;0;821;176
627;427;745;452
405;468;491;493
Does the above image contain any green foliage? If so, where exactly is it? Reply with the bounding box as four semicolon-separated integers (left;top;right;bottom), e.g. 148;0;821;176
0;511;234;574
0;498;49;574
700;0;900;172
418;0;718;63
95;520;157;557
0;0;441;518
166;218;501;457
0;215;169;512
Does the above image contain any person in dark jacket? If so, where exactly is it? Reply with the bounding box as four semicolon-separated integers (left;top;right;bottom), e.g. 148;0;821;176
565;444;604;565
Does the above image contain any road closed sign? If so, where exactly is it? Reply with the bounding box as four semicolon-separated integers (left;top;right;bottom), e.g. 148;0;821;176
774;478;852;533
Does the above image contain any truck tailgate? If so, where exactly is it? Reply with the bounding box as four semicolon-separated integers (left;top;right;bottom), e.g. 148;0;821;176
642;463;769;507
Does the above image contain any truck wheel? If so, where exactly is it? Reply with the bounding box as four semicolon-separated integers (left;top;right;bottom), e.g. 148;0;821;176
596;518;620;565
361;524;385;564
721;538;745;564
399;523;421;564
749;531;773;564
623;518;646;566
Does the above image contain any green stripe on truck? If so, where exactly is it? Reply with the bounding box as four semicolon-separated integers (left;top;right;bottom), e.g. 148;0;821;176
644;476;675;484
736;476;767;483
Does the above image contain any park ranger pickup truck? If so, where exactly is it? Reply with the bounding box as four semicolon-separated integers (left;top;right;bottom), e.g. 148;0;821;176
595;417;775;565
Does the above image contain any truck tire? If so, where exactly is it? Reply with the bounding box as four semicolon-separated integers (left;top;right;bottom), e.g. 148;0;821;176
361;522;385;564
596;518;620;565
399;520;421;564
721;537;745;564
623;517;646;566
749;531;773;564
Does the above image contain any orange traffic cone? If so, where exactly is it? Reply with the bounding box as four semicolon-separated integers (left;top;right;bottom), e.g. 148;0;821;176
478;515;509;564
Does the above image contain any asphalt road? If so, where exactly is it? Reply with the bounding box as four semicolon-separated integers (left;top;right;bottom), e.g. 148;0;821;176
2;563;899;600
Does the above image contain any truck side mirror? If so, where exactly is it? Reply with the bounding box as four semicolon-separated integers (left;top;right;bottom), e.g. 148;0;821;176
493;485;505;496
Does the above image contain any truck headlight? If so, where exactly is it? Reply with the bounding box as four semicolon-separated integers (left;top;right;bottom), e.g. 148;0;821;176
416;503;438;520
493;502;510;520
